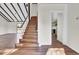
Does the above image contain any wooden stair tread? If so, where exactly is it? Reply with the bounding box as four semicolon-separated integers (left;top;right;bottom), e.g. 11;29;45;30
26;30;37;32
20;39;37;43
16;43;38;48
23;36;37;38
21;39;36;40
23;33;37;35
24;34;37;35
24;34;37;37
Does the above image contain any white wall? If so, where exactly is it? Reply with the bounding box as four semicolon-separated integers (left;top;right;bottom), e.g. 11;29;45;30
7;22;17;33
0;16;17;35
38;3;66;46
66;4;79;53
0;14;29;43
61;4;68;45
30;4;38;18
0;16;8;35
0;16;17;48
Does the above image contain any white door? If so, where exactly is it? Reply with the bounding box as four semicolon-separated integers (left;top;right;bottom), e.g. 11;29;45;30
57;12;64;43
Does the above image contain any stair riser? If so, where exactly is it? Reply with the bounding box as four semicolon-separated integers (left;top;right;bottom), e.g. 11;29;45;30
23;35;37;37
24;32;37;34
28;24;36;27
16;46;38;48
20;39;37;43
16;44;38;48
16;45;38;48
24;33;37;34
27;27;36;29
24;31;37;34
24;33;37;35
29;21;36;22
23;37;37;39
28;23;36;25
26;29;36;31
26;30;36;31
28;24;36;26
28;26;36;28
25;29;36;31
20;41;37;43
28;23;36;24
26;27;36;29
24;35;37;37
20;40;37;43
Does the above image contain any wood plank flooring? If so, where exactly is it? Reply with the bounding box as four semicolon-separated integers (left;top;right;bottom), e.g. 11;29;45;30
4;16;79;55
52;34;79;55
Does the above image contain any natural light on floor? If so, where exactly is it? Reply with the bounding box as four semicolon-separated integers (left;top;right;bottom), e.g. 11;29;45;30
46;48;65;55
0;49;18;55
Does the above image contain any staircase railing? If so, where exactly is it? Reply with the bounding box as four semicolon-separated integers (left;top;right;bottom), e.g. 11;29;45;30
0;3;30;43
17;3;30;28
17;3;30;43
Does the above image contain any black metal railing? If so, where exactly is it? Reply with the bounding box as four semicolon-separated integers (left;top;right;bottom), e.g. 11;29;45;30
17;3;30;28
0;3;30;28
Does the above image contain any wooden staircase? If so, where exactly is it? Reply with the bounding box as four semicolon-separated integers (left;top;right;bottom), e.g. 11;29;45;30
16;16;38;48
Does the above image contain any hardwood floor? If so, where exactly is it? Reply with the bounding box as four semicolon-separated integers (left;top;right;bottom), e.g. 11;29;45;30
45;34;79;55
10;16;79;55
0;33;17;49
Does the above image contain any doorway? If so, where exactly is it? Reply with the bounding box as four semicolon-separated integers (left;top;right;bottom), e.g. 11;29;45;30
51;11;64;45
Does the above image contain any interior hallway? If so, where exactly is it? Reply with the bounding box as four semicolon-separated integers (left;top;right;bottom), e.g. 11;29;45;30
0;16;79;55
0;3;79;55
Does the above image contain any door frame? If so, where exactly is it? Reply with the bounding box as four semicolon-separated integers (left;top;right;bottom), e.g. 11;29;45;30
49;10;64;45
